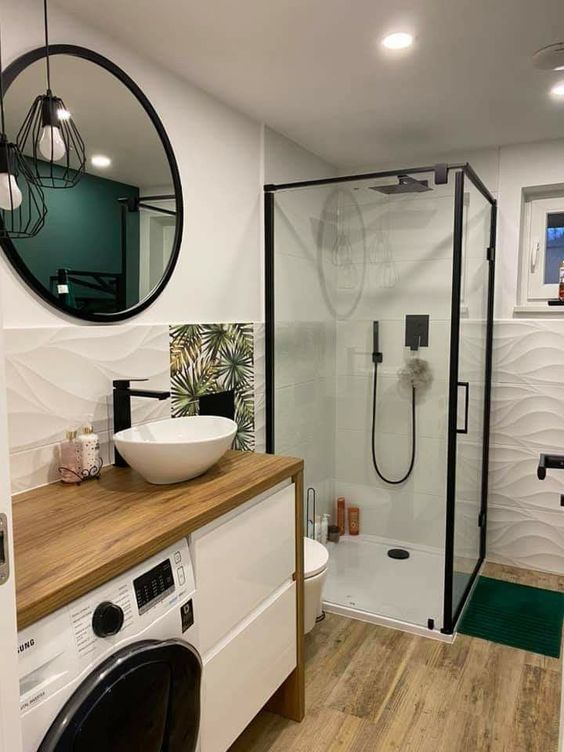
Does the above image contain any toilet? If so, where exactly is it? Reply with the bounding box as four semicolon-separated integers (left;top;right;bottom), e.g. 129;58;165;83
304;537;329;634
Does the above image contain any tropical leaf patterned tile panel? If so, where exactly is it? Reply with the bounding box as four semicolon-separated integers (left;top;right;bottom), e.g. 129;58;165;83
170;323;255;451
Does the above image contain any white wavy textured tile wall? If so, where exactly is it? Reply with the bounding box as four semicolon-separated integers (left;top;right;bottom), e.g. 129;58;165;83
489;443;564;512
7;322;265;495
488;319;564;575
487;504;564;573
491;383;564;451
6;325;171;493
493;319;564;385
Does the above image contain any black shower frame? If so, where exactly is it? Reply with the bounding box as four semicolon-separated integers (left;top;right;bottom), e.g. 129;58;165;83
264;162;496;636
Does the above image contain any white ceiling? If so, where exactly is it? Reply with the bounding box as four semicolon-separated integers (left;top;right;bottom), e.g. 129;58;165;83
53;0;564;169
4;55;173;188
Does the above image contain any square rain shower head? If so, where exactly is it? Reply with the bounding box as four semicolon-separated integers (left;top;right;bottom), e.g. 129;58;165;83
369;174;432;194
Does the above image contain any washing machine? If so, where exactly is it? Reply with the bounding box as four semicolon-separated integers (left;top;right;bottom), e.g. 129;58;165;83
18;539;201;752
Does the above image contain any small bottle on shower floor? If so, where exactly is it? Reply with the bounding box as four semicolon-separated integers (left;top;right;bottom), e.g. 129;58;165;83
321;513;330;544
348;506;360;536
337;497;345;535
315;515;322;542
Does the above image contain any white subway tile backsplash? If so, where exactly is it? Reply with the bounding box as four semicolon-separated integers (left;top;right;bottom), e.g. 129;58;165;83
336;373;449;440
336;318;451;379
333;481;445;550
335;428;447;498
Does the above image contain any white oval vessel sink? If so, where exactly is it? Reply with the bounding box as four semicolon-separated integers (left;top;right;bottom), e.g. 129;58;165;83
114;416;238;485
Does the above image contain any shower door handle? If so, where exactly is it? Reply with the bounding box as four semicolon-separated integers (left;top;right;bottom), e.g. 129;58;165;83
457;382;469;434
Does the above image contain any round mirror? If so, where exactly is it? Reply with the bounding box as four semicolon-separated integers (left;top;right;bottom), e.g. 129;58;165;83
1;46;183;321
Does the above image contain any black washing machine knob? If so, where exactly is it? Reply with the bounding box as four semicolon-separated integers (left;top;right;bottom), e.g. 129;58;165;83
92;601;125;637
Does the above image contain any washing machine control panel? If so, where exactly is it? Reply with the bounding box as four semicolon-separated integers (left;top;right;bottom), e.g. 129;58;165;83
18;538;196;723
133;558;175;615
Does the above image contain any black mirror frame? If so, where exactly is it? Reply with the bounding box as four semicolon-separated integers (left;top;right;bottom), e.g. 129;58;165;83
0;45;184;323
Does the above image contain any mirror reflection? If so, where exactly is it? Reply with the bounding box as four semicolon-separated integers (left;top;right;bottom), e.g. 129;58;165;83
3;53;179;317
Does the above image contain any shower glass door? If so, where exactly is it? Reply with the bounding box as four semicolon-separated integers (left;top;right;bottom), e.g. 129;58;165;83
444;168;495;633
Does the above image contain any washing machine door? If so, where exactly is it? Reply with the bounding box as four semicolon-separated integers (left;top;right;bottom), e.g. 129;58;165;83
37;639;201;752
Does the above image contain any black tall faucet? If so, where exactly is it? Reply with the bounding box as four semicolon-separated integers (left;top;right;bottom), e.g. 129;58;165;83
113;379;170;467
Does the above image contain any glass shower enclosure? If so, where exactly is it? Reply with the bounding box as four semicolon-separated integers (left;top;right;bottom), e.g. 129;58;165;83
264;163;496;635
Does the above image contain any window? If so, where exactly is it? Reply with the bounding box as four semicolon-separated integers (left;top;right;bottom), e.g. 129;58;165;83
521;193;564;305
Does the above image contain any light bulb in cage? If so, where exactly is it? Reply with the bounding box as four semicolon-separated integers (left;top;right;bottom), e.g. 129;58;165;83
0;139;22;210
38;95;66;161
0;135;47;239
17;90;85;189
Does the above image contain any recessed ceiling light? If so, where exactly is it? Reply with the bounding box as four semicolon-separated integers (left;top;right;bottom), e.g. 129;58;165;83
382;32;414;50
91;154;111;168
550;82;564;97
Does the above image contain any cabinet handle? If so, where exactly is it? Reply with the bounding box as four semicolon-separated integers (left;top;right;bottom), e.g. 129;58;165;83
0;514;10;585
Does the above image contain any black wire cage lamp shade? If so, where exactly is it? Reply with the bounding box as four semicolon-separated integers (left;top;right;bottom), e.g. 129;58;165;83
17;90;85;188
0;11;47;239
0;134;47;238
16;0;85;189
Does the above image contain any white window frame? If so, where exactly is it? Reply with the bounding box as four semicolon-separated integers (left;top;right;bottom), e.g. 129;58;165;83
519;192;564;308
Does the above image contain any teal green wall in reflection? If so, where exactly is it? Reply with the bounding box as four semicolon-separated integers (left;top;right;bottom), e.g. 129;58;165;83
14;164;139;310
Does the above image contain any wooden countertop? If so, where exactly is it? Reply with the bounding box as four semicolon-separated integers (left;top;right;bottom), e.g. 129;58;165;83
13;450;303;631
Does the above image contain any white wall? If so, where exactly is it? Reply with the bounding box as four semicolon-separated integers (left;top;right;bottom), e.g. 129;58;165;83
265;129;338;529
2;0;263;327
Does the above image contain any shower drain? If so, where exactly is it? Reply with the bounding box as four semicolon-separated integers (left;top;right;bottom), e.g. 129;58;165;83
387;548;410;560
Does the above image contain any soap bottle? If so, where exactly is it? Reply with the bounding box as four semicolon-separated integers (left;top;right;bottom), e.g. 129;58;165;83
315;515;322;542
79;419;101;478
321;513;330;545
59;430;82;483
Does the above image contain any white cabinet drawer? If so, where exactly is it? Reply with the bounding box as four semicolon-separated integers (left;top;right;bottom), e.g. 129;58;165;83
200;582;296;752
192;483;295;655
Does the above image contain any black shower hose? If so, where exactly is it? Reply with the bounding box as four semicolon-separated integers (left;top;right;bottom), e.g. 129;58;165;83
371;361;416;485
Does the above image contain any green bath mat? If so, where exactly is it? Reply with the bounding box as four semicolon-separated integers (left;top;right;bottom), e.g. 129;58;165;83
458;576;564;658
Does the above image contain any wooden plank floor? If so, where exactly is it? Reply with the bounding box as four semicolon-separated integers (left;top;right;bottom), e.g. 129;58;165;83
229;562;563;752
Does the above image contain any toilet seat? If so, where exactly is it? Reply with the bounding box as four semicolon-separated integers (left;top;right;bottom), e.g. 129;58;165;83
304;537;329;579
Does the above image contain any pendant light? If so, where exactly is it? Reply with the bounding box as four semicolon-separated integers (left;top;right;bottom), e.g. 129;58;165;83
16;0;85;189
0;21;46;238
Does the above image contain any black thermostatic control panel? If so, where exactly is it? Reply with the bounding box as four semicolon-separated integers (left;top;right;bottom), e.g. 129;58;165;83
133;559;175;615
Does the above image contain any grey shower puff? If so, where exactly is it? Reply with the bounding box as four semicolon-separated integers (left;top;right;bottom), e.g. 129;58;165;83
397;358;433;390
